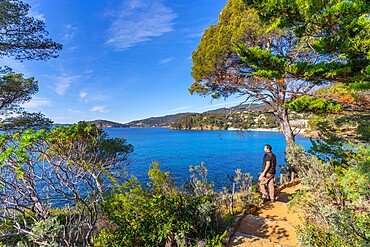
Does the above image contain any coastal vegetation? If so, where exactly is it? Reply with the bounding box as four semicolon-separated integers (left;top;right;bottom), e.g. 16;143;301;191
117;103;310;132
0;121;260;246
189;0;370;246
170;109;310;131
190;0;308;147
0;122;133;246
0;0;368;247
124;113;192;128
189;0;370;150
95;162;259;246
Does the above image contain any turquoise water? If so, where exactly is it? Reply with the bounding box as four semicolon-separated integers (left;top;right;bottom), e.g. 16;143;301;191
106;128;311;187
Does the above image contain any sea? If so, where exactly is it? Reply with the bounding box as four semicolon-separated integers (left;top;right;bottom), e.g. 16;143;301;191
105;128;311;188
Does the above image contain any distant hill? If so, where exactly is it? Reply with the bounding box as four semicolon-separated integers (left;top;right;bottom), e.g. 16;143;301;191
124;103;268;128
90;119;128;128
125;113;193;128
205;103;267;114
88;103;269;128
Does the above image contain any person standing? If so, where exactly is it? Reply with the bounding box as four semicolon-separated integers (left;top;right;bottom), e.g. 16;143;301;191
258;144;277;202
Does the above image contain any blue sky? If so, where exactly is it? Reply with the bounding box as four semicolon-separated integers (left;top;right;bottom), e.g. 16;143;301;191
2;0;244;124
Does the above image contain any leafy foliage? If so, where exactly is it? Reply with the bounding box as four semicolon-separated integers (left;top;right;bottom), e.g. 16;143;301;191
187;162;216;197
97;163;220;247
0;70;53;131
0;71;37;114
285;96;341;114
0;0;62;129
0;122;133;246
286;143;370;246
244;7;370;245
96;162;265;247
0;0;62;61
190;0;370;150
244;0;370;112
24;216;63;247
0;111;53;131
307;113;370;162
190;1;264;84
189;0;324;147
147;161;178;197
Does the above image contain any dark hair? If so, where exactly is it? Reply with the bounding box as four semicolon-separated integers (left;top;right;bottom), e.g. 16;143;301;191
265;144;272;151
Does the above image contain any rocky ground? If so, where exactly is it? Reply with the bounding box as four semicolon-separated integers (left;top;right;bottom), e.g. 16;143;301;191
228;184;304;247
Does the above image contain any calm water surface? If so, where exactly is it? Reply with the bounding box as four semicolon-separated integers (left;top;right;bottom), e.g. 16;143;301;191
105;128;311;187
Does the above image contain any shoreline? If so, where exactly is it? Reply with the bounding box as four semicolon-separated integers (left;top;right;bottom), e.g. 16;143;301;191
227;127;280;132
227;127;314;138
113;126;315;138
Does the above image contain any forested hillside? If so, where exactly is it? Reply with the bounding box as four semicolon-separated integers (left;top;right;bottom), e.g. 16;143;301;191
124;104;309;131
125;112;191;127
170;109;309;130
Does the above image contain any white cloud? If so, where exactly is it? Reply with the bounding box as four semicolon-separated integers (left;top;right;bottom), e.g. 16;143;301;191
84;69;94;75
79;91;87;98
169;106;193;112
21;97;51;109
189;30;204;39
91;105;108;113
0;57;27;74
28;6;46;22
63;24;77;42
159;57;174;65
53;73;81;95
196;100;247;111
68;109;82;114
68;46;78;52
106;0;177;50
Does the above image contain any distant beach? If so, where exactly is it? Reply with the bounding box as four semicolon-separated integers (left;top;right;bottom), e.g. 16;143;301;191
227;127;280;132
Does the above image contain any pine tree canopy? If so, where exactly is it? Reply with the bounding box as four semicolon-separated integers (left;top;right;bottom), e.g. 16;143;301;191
0;0;62;61
243;0;370;110
190;0;370;113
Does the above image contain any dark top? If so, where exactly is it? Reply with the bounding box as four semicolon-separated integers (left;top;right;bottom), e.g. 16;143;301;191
262;152;277;174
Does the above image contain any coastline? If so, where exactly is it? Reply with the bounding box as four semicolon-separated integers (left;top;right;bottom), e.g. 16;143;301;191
227;127;280;132
228;127;316;138
112;125;316;138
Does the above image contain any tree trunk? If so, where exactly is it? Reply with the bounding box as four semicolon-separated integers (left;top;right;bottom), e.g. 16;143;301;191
274;107;295;150
92;173;103;196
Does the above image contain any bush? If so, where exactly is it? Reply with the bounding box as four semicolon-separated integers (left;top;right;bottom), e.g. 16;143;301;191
287;143;370;247
0;122;133;246
96;163;222;247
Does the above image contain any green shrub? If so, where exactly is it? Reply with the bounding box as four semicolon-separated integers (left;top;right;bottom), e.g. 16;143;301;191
96;163;219;247
288;143;370;247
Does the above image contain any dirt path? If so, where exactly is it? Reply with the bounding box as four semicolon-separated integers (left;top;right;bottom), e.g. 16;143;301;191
228;183;304;247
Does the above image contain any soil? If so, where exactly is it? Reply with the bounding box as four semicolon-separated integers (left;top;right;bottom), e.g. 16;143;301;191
228;183;304;247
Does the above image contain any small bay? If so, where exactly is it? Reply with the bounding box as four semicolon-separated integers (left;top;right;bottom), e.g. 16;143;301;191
106;128;311;187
